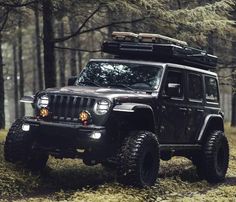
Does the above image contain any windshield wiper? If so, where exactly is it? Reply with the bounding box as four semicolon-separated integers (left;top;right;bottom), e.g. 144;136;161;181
77;74;101;87
78;80;101;87
108;83;136;92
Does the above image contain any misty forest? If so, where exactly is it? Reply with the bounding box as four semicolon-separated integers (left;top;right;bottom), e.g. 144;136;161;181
0;0;236;201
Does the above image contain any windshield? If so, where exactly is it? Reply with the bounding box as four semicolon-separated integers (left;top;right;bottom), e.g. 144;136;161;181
76;61;163;91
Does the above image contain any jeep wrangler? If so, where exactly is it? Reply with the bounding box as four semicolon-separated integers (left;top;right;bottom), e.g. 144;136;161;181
4;32;229;187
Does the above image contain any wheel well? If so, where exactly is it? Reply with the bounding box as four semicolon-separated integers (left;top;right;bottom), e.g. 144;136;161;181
130;108;156;133
111;108;156;145
201;117;224;143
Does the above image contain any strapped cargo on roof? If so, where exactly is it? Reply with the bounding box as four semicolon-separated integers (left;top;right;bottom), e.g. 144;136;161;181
102;32;218;70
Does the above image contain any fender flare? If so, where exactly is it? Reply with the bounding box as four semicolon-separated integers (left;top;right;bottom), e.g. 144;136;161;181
197;114;224;142
113;103;153;113
113;103;156;131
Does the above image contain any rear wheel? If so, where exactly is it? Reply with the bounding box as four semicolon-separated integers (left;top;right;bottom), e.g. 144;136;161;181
4;119;48;172
194;130;229;183
117;131;160;187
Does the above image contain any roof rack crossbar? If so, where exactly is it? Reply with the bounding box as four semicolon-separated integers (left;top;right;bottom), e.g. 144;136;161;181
112;31;188;46
138;33;188;46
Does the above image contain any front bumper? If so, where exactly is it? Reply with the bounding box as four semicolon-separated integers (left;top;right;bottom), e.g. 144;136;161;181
23;117;109;160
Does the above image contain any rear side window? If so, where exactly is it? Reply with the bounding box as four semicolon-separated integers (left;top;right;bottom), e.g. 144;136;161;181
205;76;219;103
188;73;203;101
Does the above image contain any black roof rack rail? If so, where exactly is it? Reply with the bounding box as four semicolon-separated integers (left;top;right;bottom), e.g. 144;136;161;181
102;32;218;70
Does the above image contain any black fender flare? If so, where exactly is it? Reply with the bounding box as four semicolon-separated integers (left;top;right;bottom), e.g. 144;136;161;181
113;103;156;132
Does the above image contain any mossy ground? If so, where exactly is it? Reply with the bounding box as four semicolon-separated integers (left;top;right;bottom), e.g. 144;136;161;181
0;125;235;201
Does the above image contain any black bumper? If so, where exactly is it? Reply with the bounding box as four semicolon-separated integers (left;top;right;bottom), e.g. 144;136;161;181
23;117;109;159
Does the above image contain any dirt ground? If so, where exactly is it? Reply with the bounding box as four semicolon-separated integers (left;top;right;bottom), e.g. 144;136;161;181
0;124;235;202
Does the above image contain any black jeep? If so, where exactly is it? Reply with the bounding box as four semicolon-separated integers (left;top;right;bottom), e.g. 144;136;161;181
4;32;229;187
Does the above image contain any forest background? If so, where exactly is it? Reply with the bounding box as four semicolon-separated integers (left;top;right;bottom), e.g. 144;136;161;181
0;1;236;201
0;0;236;129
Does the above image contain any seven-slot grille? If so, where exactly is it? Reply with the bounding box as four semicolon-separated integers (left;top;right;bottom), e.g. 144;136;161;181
48;94;96;121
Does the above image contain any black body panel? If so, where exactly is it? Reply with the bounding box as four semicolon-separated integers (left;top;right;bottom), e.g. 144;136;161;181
26;59;222;161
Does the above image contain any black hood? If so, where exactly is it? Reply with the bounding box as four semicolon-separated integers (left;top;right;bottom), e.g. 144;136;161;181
44;85;154;101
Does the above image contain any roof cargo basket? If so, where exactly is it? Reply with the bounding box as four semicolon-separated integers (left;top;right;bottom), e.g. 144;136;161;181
102;32;218;70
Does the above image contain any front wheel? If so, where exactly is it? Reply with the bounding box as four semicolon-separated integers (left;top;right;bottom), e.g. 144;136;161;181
4;119;48;172
117;131;160;187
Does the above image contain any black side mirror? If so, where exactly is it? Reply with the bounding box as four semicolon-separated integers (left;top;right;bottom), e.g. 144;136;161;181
166;83;181;97
68;77;77;86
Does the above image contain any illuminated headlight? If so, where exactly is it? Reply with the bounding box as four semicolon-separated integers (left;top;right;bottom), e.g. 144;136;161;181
22;124;30;132
94;100;110;115
90;132;102;139
37;95;49;108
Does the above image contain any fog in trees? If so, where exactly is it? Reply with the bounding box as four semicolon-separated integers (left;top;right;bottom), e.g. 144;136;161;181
0;0;235;128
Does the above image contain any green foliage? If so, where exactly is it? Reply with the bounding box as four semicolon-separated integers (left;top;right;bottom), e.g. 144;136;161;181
172;0;236;34
0;130;7;142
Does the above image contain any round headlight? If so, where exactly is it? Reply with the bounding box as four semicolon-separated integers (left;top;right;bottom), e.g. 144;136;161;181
37;95;49;108
94;100;110;115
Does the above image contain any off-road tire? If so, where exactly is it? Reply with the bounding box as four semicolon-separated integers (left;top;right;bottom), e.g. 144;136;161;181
4;119;48;172
101;160;117;170
117;131;160;187
195;130;229;183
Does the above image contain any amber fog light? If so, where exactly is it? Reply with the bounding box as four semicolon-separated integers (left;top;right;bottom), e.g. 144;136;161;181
40;108;49;118
79;111;90;125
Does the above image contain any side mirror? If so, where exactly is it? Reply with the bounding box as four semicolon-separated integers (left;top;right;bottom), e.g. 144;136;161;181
166;83;181;97
68;77;77;86
20;95;34;104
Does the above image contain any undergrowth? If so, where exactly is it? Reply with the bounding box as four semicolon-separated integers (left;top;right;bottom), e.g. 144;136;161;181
0;125;235;201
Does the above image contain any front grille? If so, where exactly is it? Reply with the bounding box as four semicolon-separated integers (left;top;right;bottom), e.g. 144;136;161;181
48;94;96;121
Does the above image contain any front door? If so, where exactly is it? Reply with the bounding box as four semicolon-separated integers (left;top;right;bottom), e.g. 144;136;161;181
159;68;188;144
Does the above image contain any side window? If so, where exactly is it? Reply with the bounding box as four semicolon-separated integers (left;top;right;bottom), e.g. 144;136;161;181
188;73;203;101
164;71;184;98
205;76;219;103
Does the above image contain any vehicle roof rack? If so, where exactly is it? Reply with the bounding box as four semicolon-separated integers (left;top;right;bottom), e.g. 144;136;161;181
102;32;218;70
112;32;188;46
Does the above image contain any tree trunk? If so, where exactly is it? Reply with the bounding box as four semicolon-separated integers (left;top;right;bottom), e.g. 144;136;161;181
231;41;236;126
0;32;5;129
69;16;77;76
207;31;214;54
42;0;56;88
231;9;236;126
89;20;95;59
58;21;66;86
232;91;236;126
35;2;43;90
77;37;82;73
32;34;37;93
18;18;25;117
107;8;115;39
13;40;19;119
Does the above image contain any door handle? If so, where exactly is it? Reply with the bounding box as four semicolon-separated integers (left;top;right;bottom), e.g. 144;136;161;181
179;107;188;111
197;109;204;113
161;106;166;112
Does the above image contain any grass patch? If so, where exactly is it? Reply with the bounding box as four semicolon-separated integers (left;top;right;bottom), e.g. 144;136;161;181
0;126;235;201
0;130;7;142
